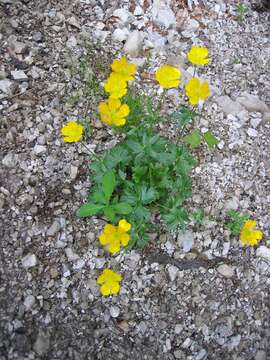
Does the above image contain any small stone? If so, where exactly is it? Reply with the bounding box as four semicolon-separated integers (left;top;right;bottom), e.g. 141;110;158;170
124;31;144;57
66;35;77;49
0;79;14;95
247;128;258;138
0;70;7;79
33;144;47;155
255;350;266;360
174;324;182;334
112;28;129;42
134;5;143;16
153;3;176;29
225;197;239;211
47;220;61;236
177;230;194;252
181;18;199;38
21;254;38;269
250;118;261;128
2;153;17;168
182;337;191;348
33;331;50;356
32;31;43;42
256;246;270;261
110;306;120;318
167;265;178;282
67;16;80;29
11;70;28;81
70;165;78;180
216;96;244;116
195;349;207;360
65;248;79;262
237;93;269;113
24;295;35;311
227;334;241;350
217;264;234;278
113;8;131;23
174;350;185;359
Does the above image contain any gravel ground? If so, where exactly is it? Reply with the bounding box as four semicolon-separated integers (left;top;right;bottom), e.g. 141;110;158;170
0;0;270;359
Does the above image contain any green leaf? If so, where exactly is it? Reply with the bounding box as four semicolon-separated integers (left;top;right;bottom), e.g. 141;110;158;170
140;185;157;205
126;140;143;154
183;129;201;148
78;203;104;218
102;171;116;201
203;131;219;148
104;206;116;222
174;106;195;127
113;202;132;214
91;191;107;204
163;207;189;229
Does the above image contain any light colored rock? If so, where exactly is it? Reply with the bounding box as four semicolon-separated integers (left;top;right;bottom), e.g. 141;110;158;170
112;28;129;42
181;18;199;38
66;35;77;49
11;70;28;81
113;8;131;23
24;294;35;311
255;350;266;360
70;165;78;180
110;306;120;318
237;93;269;113
33;144;47;155
247;128;258;138
227;334;241;350
65;247;79;262
256;246;270;261
124;31;144;57
216;96;244;116
195;349;207;360
167;265;178;281
0;79;14;94
250;118;261;128
225;196;239;211
21;254;38;269
174;324;182;335
152;1;176;29
177;230;194;252
2;153;17;168
47;220;61;236
263;112;270;122
217;264;234;278
67;16;80;29
134;5;144;16
33;331;50;356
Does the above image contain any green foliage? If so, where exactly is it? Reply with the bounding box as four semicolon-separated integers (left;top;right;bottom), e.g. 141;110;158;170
225;209;249;236
191;209;204;225
172;106;196;128
203;130;219;148
237;3;248;22
81;127;195;248
183;129;201;148
78;171;132;222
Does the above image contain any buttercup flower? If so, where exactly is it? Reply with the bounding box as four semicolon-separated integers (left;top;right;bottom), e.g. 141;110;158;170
240;220;263;246
185;77;211;105
61;121;84;142
97;269;122;296
111;57;136;82
104;73;127;99
187;46;209;66
99;219;131;254
155;65;181;88
98;98;130;126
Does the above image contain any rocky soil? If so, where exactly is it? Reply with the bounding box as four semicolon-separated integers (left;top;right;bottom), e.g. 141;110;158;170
0;0;270;359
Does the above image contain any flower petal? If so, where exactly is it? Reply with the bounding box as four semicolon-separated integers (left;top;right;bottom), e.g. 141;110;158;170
104;224;117;234
110;281;120;295
118;219;131;233
108;240;121;254
116;104;130;118
100;283;111;296
120;233;130;246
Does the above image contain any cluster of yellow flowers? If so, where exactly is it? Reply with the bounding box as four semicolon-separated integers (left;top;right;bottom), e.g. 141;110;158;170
99;57;136;127
155;46;210;105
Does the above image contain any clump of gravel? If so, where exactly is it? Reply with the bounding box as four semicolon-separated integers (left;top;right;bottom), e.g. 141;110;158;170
0;0;269;359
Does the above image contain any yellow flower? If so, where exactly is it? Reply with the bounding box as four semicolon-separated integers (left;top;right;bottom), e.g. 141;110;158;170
99;219;131;254
240;220;263;246
111;57;136;82
187;46;209;66
104;73;127;99
185;77;211;105
155;65;181;89
61;121;84;142
97;269;122;296
98;98;130;127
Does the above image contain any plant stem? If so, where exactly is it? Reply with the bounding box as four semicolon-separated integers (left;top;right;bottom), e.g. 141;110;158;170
80;142;99;160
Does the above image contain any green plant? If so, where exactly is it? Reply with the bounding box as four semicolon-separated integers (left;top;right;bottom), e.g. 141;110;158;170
192;209;205;225
78;171;132;222
225;209;249;236
237;3;248;22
